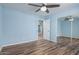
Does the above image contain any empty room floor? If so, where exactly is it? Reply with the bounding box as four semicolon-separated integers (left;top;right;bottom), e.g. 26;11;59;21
0;37;79;55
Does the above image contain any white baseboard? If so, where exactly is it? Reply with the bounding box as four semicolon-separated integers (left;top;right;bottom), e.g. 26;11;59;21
1;39;37;47
57;35;79;39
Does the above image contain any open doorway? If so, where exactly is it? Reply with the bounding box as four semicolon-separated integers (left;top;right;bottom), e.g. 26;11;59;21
38;19;50;40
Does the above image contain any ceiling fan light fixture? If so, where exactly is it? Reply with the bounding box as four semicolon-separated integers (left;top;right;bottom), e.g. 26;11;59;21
41;6;47;11
69;18;74;22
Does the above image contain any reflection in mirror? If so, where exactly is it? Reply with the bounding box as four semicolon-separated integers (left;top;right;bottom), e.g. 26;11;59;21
57;16;79;48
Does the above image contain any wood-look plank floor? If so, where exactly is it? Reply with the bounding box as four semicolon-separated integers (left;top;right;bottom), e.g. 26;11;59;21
0;37;79;55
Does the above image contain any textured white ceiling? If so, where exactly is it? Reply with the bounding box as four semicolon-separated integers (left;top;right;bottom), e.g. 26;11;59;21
1;3;79;16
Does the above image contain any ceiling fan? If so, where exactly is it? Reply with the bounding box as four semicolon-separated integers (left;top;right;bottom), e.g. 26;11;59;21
28;3;60;13
59;16;74;22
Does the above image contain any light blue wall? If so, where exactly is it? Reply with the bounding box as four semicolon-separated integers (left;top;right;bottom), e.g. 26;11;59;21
71;18;79;38
57;19;62;36
51;15;57;42
0;7;39;46
0;6;2;40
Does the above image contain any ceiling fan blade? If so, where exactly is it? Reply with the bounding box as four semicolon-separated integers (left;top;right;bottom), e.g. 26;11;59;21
46;4;60;8
28;3;42;7
35;8;40;12
46;9;49;13
42;3;45;6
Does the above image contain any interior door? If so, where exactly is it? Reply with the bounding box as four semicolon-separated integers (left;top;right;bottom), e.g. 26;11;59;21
43;19;50;40
38;20;43;39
